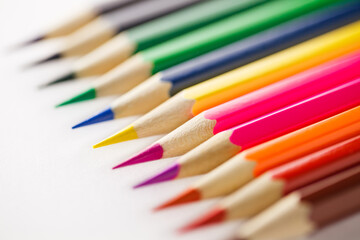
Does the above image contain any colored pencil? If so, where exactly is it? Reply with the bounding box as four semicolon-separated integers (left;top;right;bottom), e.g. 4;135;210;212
235;165;360;240
134;105;360;197
72;1;360;129
31;0;204;66
113;79;360;169
17;0;141;47
93;21;360;148
57;0;340;107
180;135;360;231
43;0;266;86
116;51;360;163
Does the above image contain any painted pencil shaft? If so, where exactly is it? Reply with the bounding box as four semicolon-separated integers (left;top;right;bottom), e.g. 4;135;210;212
95;20;360;147
18;0;139;46
139;50;360;161
141;0;341;74
136;107;360;190
67;0;265;79
77;1;360;127
62;0;341;106
236;165;360;240
221;79;360;152
181;137;360;231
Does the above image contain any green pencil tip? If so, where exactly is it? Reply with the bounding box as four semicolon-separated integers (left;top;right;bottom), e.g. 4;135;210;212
55;88;96;108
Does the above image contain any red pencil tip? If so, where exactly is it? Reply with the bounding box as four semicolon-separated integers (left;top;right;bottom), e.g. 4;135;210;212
154;187;201;211
179;206;226;232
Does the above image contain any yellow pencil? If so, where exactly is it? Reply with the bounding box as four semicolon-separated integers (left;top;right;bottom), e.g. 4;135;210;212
94;21;360;148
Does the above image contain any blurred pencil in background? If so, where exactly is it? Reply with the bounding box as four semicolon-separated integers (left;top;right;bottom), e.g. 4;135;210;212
43;0;266;86
17;0;141;47
72;1;360;128
57;0;342;107
31;0;206;66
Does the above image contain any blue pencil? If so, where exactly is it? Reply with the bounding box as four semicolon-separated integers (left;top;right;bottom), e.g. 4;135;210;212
72;0;360;129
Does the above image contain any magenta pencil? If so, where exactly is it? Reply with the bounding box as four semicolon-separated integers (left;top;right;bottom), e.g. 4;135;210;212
131;78;360;190
148;80;360;209
114;51;360;170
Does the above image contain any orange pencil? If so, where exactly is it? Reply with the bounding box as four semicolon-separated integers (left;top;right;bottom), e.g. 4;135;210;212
181;135;360;231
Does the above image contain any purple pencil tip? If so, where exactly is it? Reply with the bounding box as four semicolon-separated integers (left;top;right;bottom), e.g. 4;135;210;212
12;35;45;50
28;52;62;67
133;163;181;188
112;144;164;169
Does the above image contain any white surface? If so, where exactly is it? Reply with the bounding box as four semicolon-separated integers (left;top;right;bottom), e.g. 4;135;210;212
0;1;359;239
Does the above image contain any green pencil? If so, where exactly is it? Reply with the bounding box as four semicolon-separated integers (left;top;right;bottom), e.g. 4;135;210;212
44;0;264;86
57;0;341;107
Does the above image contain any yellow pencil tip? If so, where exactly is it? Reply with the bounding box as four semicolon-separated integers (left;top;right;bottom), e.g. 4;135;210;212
93;125;138;148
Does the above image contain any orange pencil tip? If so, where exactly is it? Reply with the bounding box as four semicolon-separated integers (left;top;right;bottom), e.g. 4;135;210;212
153;188;201;211
179;206;226;232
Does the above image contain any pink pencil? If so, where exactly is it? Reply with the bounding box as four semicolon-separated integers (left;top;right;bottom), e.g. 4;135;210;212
113;50;360;170
135;78;360;189
149;79;360;209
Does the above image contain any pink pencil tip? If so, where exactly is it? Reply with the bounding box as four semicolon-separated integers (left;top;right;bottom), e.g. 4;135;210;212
133;163;181;188
112;143;164;169
112;165;122;170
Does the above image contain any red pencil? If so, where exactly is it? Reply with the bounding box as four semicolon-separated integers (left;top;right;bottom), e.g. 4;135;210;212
236;164;360;240
176;135;360;231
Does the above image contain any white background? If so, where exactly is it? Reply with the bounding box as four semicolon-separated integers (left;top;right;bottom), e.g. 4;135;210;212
0;0;359;239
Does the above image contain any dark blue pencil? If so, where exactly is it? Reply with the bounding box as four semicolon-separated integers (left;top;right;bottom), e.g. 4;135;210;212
72;0;360;129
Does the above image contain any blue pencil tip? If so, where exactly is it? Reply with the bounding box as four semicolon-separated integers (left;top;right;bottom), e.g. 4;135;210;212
72;107;115;129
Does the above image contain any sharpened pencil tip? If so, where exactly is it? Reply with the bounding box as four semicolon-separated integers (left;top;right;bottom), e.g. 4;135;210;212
29;52;62;67
72;108;115;129
179;206;226;232
93;125;139;149
133;163;180;188
154;187;201;211
39;72;76;89
112;143;164;169
15;35;45;49
56;88;96;108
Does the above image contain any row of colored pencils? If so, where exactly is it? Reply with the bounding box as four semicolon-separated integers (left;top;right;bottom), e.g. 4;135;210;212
19;0;360;239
